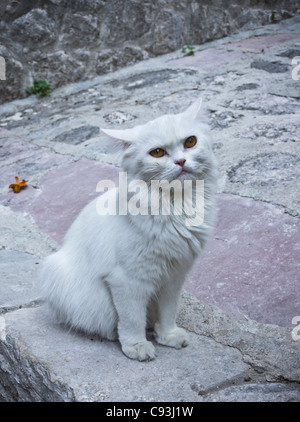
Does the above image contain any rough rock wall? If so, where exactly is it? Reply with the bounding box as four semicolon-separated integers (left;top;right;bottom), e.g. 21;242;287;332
0;0;299;104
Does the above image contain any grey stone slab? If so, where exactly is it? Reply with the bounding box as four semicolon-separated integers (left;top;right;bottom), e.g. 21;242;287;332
0;250;41;311
250;60;290;73
278;48;300;58
0;205;58;258
0;304;251;402
50;125;100;145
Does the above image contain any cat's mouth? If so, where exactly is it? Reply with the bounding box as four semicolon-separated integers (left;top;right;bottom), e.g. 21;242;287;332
175;168;193;180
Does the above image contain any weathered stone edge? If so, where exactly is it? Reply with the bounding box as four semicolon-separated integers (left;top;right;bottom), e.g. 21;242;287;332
0;332;74;402
178;291;300;383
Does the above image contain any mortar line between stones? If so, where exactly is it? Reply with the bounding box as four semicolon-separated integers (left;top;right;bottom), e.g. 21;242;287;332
222;190;300;218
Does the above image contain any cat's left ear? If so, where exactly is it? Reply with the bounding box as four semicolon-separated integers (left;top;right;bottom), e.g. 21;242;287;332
183;98;207;121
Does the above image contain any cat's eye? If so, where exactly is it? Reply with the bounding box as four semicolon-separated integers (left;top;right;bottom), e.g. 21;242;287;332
149;148;166;158
184;136;197;148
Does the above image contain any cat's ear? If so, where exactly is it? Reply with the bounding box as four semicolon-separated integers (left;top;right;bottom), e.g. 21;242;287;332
183;98;207;122
100;127;137;143
100;127;139;152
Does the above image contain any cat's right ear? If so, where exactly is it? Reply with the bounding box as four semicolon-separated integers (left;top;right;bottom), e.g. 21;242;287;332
101;128;139;152
100;127;137;149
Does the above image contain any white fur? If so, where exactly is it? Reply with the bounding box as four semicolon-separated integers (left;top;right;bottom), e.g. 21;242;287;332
41;99;218;361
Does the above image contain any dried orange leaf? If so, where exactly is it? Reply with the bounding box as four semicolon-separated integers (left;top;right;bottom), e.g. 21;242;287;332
9;176;28;193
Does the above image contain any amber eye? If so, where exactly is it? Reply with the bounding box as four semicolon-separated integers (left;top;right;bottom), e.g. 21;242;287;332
184;136;197;148
149;148;166;158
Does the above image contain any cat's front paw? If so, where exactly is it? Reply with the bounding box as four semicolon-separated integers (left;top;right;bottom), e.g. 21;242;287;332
121;340;156;361
155;325;189;349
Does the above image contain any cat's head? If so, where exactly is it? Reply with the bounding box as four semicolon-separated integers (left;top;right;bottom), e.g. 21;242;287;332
101;98;217;184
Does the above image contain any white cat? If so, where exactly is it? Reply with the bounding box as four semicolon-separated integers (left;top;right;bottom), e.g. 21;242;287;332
41;98;218;361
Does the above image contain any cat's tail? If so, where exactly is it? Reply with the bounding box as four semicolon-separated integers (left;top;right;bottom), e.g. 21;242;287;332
39;250;73;326
39;249;118;339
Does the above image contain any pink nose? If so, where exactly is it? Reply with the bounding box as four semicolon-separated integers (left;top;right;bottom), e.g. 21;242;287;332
175;158;186;167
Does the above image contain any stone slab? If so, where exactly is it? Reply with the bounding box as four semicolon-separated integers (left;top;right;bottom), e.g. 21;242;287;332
185;194;300;327
0;250;41;311
0;204;57;258
0;305;251;402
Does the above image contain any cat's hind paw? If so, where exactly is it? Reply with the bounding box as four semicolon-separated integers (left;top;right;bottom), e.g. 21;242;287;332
155;325;189;349
122;340;156;361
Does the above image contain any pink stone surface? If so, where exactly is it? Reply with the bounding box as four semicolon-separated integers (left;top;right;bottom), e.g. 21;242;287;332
169;48;246;70
1;158;120;244
225;33;300;51
185;194;300;327
168;34;300;70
